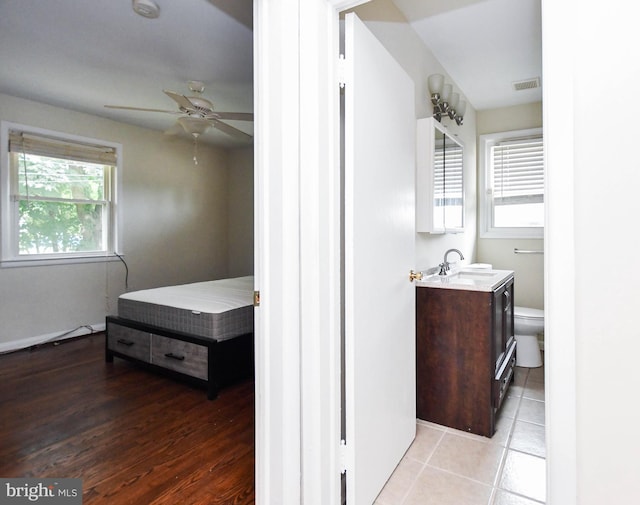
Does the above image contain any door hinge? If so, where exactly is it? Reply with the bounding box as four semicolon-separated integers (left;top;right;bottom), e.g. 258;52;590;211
253;290;260;307
338;54;346;89
339;439;348;474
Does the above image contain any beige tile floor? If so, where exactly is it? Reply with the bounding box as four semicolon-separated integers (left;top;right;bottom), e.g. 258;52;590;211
376;365;546;505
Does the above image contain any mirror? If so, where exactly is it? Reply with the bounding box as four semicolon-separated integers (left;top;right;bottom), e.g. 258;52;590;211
416;117;464;233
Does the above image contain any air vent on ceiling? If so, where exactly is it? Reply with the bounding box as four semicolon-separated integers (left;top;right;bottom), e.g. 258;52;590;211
512;77;540;91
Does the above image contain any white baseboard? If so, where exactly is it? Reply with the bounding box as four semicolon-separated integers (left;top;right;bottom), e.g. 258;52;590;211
0;323;105;354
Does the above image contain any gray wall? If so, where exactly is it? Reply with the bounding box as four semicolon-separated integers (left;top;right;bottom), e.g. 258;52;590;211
0;93;253;351
228;147;255;277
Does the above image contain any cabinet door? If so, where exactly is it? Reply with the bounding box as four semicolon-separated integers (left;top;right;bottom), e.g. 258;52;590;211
493;279;514;374
416;118;444;233
493;285;504;372
504;280;514;352
442;132;464;230
416;117;464;233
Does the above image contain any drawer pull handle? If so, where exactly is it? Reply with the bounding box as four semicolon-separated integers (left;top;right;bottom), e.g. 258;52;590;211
117;339;134;347
164;352;185;361
504;290;511;310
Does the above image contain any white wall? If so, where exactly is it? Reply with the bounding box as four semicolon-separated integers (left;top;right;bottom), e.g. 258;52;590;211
351;0;478;271
477;102;544;309
543;0;640;503
0;93;252;352
551;2;640;503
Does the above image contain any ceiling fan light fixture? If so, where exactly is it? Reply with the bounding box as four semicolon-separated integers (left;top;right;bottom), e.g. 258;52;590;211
188;81;206;93
133;0;160;19
177;116;211;136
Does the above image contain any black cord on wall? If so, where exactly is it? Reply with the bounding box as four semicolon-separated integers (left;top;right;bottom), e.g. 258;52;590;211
113;252;129;291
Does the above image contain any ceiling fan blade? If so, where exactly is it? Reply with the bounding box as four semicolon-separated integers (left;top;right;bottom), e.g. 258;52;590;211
213;112;254;122
212;119;253;141
163;90;196;111
104;105;180;114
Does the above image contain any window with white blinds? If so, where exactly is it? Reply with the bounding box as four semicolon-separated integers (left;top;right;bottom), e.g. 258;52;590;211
480;128;544;238
492;136;544;206
1;122;122;265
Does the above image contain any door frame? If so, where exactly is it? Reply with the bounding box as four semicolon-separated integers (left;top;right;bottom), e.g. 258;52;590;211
254;1;369;504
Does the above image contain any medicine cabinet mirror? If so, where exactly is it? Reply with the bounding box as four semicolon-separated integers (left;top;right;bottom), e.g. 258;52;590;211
416;117;464;233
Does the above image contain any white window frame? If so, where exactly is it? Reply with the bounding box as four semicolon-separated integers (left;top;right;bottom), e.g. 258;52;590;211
0;121;123;267
479;127;543;239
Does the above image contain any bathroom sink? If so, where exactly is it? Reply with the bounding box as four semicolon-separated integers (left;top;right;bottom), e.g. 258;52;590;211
449;271;497;280
416;268;514;292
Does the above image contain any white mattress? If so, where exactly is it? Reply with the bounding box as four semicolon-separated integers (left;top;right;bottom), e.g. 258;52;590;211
117;276;254;341
119;276;254;313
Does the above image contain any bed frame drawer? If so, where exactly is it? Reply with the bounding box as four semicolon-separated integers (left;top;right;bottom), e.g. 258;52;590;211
106;315;253;400
107;324;151;362
151;334;208;380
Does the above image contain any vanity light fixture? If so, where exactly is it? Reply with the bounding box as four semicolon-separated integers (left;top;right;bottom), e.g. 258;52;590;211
428;73;466;126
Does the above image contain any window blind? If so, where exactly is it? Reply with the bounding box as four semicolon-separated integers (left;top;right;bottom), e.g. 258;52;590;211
492;135;543;205
9;131;117;165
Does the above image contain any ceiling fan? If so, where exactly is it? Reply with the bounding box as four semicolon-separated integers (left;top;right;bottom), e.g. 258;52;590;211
105;80;253;153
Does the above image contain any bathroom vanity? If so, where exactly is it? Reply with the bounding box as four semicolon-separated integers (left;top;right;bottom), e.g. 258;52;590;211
415;269;515;437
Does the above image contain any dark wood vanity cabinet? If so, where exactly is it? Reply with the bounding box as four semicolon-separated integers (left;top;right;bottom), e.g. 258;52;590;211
416;276;516;437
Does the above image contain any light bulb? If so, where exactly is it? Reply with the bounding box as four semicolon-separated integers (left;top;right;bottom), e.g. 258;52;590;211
449;93;459;110
441;84;452;103
456;100;467;117
428;74;444;95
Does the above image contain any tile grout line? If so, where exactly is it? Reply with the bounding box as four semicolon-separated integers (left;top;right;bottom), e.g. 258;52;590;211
385;366;548;504
495;488;546;505
488;368;527;504
398;426;446;505
498;366;547;504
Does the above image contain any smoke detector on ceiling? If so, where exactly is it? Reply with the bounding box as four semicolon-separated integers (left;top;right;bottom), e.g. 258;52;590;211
133;0;160;19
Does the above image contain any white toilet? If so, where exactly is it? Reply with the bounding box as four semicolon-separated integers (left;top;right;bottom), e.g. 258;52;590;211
514;306;544;368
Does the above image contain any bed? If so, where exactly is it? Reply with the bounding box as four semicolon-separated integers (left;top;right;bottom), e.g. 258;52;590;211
105;276;254;399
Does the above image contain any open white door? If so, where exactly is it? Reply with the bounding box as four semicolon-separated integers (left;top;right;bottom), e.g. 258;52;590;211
343;13;416;505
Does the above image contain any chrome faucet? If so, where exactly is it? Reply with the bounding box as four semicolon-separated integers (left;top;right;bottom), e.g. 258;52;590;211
438;248;465;275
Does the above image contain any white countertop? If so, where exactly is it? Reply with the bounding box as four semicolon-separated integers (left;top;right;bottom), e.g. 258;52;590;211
415;268;514;292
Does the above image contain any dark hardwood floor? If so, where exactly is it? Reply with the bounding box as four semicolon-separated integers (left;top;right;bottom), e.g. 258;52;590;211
0;333;255;504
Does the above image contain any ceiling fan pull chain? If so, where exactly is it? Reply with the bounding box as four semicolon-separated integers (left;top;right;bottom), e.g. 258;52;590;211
193;136;199;165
